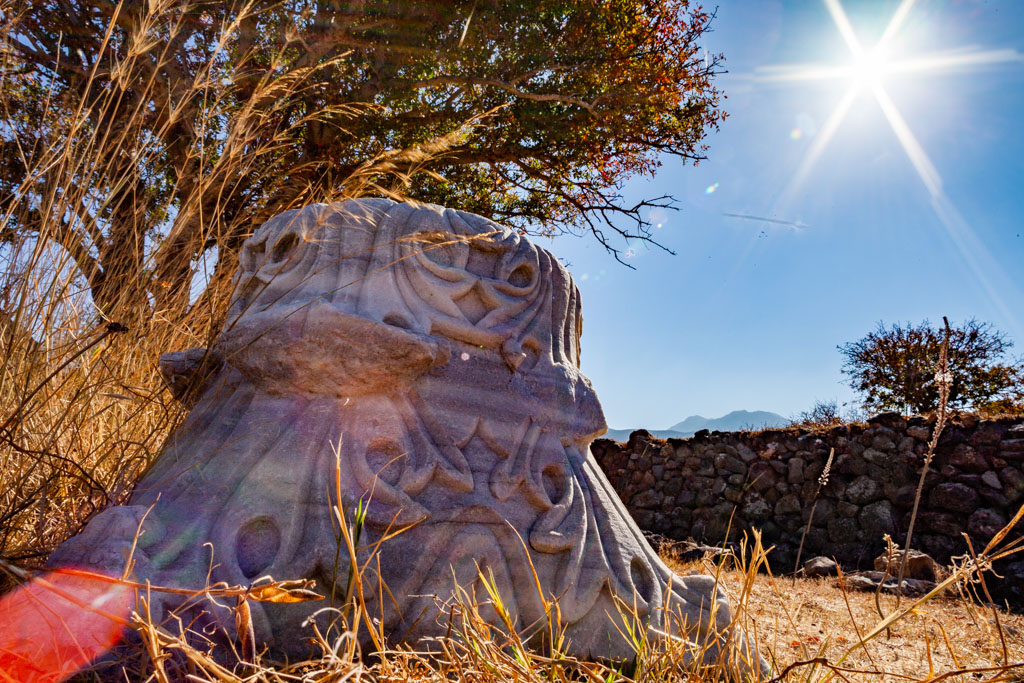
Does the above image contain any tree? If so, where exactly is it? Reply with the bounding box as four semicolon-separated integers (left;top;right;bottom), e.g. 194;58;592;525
0;0;724;327
795;399;844;428
839;319;1024;415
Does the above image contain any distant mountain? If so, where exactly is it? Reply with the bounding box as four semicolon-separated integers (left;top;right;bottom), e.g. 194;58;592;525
602;410;790;443
668;410;790;434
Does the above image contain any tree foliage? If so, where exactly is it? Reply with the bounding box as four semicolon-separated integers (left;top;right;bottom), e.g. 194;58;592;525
0;0;724;327
839;319;1024;415
795;399;844;429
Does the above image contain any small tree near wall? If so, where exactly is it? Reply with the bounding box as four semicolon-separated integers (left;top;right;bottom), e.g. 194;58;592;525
839;319;1024;415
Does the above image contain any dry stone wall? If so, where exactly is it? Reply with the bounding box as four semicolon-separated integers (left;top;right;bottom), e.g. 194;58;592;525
593;412;1024;599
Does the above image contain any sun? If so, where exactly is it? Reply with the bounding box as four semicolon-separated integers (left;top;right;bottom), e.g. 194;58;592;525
752;0;1020;206
849;47;888;88
748;0;1023;334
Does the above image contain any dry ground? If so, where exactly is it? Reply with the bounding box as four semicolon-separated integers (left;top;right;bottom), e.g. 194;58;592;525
666;552;1024;683
26;548;1014;683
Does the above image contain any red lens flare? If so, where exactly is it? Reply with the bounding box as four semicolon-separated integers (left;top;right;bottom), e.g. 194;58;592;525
0;570;133;682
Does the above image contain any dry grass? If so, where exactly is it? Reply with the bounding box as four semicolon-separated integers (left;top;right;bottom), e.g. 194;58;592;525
666;554;1024;683
0;2;1022;682
2;531;1015;682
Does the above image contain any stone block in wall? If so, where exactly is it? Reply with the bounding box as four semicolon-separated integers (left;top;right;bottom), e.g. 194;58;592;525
663;478;682;497
879;483;900;503
950;443;989;472
775;514;802;534
968;508;1009;543
836;452;867;476
714;452;746;474
675;489;695;507
862;447;889;465
803;526;828;549
737;443;757;463
871;462;912;487
1001;439;1024;459
695;486;716;507
1001;467;1024;495
908;425;932;441
748;461;777;492
705;502;737;542
979;488;1010;508
982;470;1002;489
973;422;1007;447
633;489;661;508
775;494;801;516
759;520;783;543
846;475;883;504
921;534;956;559
787;458;805;485
834;501;859;521
821;542;865;566
859;500;897;541
803;497;833;525
868;412;904;429
928;482;978;513
805;460;826;482
741;493;772;522
828;516;858;541
633;509;655;529
870;433;897;452
916;511;961;536
893;485;916;508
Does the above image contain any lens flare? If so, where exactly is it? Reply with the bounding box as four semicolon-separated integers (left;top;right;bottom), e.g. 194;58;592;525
790;128;803;140
0;569;132;682
705;182;719;194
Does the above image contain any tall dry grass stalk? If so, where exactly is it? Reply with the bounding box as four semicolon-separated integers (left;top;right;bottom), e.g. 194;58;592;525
792;448;834;582
896;316;953;603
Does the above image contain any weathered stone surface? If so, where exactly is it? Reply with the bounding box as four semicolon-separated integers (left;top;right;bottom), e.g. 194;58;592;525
968;508;1008;542
50;200;761;671
584;380;1024;602
774;494;801;516
800;556;838;578
873;549;943;582
981;470;1002;490
859;500;897;539
928;482;979;513
842;571;936;597
846;475;883;504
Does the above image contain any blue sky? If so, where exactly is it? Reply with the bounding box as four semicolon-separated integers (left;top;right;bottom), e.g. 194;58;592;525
548;0;1024;431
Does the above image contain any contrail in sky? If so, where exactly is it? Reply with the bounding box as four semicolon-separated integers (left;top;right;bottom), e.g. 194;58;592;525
722;212;808;230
